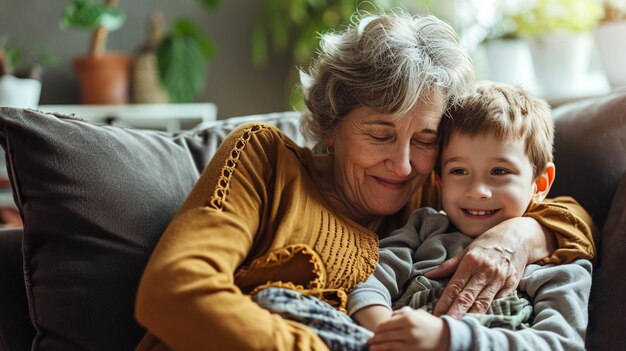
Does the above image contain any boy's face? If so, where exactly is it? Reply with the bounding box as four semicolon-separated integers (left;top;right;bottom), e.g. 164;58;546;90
440;133;537;237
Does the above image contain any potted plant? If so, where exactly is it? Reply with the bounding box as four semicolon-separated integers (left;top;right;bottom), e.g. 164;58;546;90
61;0;130;104
155;17;216;102
478;0;538;91
132;0;219;103
251;0;400;107
510;0;603;97
252;0;404;67
595;0;626;89
0;38;56;108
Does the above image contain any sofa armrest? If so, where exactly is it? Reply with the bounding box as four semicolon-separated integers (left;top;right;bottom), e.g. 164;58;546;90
0;227;35;351
586;172;626;350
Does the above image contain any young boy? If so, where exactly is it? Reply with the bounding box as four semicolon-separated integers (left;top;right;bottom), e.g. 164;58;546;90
253;82;592;351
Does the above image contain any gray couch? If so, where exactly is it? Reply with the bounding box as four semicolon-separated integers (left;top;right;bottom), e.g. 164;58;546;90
0;90;625;350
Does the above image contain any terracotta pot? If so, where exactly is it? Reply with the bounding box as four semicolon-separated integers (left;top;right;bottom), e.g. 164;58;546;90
73;53;131;104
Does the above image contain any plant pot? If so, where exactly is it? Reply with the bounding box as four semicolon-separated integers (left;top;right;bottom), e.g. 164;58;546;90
0;75;41;108
528;31;593;98
482;39;537;91
595;21;626;89
73;53;131;105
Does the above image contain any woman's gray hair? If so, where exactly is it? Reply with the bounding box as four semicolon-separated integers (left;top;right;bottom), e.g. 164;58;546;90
299;9;475;143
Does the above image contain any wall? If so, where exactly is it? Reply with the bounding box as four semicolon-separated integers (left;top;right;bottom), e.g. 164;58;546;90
0;0;294;119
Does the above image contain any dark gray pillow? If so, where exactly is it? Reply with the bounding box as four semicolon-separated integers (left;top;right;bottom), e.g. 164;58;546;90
550;88;626;229
0;107;301;351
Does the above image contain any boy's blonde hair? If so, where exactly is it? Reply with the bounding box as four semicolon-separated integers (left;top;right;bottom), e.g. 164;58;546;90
439;81;554;178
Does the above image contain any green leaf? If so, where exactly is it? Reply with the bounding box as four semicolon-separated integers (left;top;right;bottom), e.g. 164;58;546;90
251;24;269;67
339;2;355;21
199;0;221;10
171;19;215;58
60;0;125;31
511;0;603;37
156;20;215;102
252;0;403;66
289;0;308;25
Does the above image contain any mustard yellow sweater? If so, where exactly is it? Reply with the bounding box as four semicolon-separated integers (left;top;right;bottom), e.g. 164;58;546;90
135;123;595;351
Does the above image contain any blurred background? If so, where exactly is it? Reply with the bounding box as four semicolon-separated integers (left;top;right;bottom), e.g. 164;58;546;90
1;0;624;119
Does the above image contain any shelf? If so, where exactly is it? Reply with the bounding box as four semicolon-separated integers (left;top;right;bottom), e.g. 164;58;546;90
37;103;218;132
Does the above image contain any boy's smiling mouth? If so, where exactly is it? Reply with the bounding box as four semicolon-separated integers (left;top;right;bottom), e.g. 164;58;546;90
463;209;499;217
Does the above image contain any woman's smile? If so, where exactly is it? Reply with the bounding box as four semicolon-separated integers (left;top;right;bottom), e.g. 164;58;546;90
372;175;410;190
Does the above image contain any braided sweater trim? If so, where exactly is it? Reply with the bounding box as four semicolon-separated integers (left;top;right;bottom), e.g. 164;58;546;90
208;123;265;210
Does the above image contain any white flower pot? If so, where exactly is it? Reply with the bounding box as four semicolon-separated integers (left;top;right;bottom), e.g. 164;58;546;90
0;75;42;108
483;39;537;92
529;31;594;98
595;21;626;89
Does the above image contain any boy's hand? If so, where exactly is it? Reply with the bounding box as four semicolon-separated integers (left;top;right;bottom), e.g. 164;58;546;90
367;307;449;351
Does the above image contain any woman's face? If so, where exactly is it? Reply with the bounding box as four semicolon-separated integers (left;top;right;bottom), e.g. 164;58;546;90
327;95;444;219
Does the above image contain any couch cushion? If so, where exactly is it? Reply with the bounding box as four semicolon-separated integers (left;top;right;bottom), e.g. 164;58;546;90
586;172;626;350
0;107;302;351
0;228;35;351
550;88;626;230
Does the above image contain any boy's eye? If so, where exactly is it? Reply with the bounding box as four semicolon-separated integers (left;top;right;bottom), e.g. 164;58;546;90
450;168;468;175
491;168;509;175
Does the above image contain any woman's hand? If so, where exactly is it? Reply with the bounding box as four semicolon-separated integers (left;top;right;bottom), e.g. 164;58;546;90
367;307;449;351
425;217;555;318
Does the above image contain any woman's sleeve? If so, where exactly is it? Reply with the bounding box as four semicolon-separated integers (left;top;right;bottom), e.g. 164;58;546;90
443;260;592;351
525;197;597;264
135;123;329;351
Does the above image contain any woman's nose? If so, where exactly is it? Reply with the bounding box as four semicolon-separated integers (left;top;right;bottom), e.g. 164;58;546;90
385;144;412;177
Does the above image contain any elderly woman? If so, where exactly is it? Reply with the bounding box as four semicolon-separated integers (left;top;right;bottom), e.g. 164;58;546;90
134;10;594;351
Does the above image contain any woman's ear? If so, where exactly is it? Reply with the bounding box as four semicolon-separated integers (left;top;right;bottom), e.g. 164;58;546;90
434;172;442;193
533;162;555;203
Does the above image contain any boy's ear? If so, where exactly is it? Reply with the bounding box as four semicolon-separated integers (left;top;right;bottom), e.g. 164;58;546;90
533;162;555;203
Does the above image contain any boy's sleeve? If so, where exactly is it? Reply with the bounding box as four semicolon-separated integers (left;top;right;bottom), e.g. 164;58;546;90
348;208;450;315
525;197;597;264
347;270;394;316
347;233;419;316
444;259;592;351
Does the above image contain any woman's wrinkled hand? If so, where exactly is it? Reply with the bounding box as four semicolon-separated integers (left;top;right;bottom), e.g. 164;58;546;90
367;307;449;351
424;218;540;318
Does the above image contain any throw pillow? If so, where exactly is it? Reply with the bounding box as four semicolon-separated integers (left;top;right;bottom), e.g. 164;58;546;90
0;107;302;351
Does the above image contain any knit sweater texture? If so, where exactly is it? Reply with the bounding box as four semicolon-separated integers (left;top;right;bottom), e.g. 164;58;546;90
134;123;596;351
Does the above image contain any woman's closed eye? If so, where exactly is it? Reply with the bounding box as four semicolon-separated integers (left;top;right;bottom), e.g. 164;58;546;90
368;133;393;143
411;138;438;148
